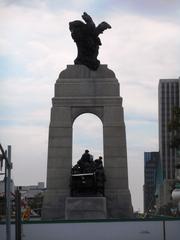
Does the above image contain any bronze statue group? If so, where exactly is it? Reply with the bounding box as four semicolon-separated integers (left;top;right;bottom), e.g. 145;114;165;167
70;150;106;197
69;12;111;70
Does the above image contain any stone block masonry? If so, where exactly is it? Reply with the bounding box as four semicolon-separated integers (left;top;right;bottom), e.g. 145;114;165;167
42;65;133;219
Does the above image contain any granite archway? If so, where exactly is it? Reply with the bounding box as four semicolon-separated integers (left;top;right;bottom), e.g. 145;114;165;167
42;65;133;219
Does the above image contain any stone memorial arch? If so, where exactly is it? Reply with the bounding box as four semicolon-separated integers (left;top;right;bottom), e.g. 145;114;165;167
42;64;133;219
42;12;132;219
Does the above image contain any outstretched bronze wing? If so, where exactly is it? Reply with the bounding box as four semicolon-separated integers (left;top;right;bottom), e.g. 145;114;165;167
96;21;111;35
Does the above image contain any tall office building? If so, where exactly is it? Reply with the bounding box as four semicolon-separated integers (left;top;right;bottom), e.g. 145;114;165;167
158;78;180;205
144;152;159;213
159;79;180;179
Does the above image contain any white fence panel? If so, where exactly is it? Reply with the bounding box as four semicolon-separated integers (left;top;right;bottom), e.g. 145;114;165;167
22;221;163;240
165;220;180;240
0;220;163;240
0;219;179;240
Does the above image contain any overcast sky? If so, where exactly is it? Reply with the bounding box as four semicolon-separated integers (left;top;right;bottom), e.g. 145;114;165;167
1;0;180;212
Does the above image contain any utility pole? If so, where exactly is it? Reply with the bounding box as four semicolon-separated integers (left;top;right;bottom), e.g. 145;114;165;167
15;187;21;240
0;144;12;240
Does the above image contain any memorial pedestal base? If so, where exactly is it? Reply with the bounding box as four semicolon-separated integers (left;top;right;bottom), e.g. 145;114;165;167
65;197;107;220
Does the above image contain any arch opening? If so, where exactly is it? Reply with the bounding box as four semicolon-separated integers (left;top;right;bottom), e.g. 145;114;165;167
72;113;103;166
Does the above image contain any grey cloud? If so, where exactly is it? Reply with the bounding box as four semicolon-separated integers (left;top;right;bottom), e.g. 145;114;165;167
109;0;180;23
